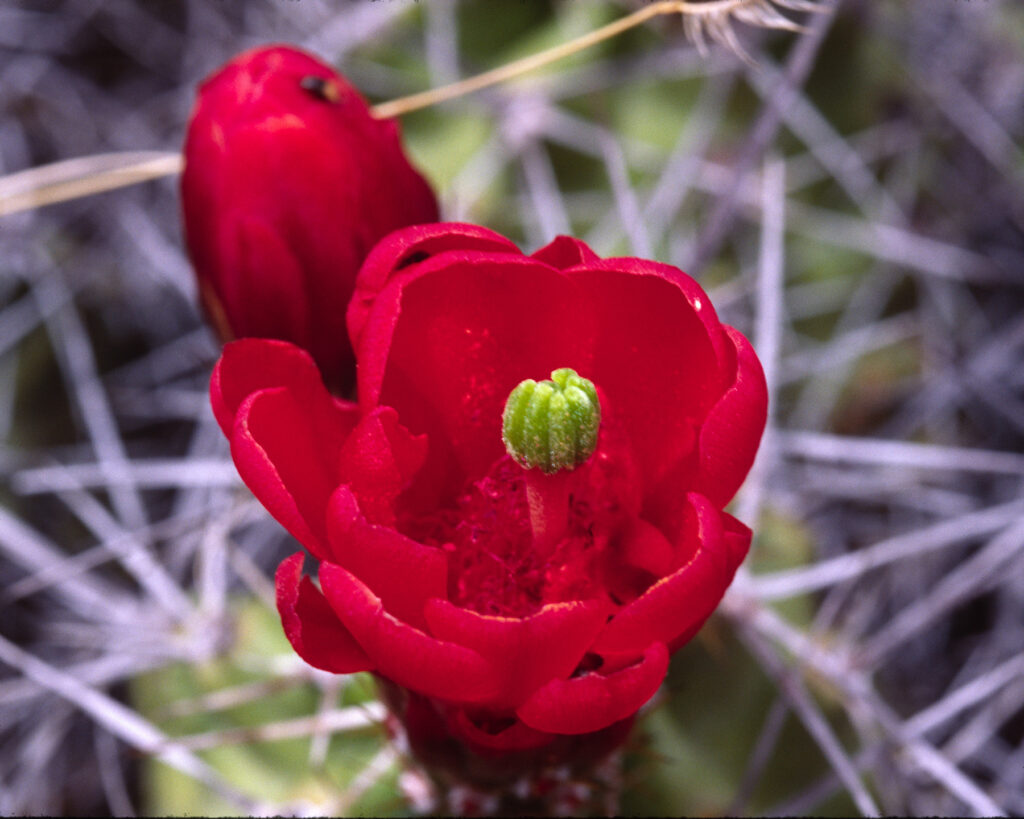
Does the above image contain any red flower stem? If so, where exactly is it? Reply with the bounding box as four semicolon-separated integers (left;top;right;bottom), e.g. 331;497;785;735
524;469;573;552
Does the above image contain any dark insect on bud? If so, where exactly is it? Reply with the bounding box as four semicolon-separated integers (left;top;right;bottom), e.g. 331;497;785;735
299;75;342;103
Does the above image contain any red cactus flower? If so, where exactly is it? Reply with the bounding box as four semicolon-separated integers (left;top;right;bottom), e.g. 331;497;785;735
211;223;767;788
183;45;439;393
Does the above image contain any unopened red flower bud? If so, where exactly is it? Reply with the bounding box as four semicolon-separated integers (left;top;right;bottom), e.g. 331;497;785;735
182;45;439;393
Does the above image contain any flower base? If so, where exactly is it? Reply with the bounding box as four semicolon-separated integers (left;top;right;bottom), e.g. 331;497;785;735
379;678;628;816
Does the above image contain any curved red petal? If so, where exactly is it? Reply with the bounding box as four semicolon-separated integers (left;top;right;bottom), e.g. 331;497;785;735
565;262;727;491
617;517;675;577
580;256;732;379
348;222;518;353
423;598;609;709
275;553;373;674
337;407;427;526
664;512;750;654
319;563;500;704
211;338;357;437
231;387;341;558
325;486;448;631
530;235;600;270
601;517;677;606
722;511;754;570
592;494;736;661
516;642;668;735
640;452;698;547
693;326;768;507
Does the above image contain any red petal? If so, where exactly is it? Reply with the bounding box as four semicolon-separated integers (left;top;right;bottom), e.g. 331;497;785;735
592;494;737;661
693;326;768;507
231;387;342;558
603;256;731;360
566;261;728;491
601;517;676;605
211;339;357;437
722;511;754;569
357;253;592;509
423;598;609;709
617;518;675;577
348;223;518;353
325;486;448;630
530;235;600;270
664;513;750;655
319;563;501;704
337;407;427;526
275;553;373;674
516;642;668;735
641;454;696;545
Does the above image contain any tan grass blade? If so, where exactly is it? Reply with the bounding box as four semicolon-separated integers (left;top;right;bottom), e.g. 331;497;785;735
0;151;182;217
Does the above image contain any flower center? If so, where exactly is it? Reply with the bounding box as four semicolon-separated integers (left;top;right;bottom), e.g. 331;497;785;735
401;369;655;617
405;423;638;618
464;457;603;616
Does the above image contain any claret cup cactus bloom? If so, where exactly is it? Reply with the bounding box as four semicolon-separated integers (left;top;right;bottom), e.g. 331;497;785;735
211;222;767;798
183;45;438;393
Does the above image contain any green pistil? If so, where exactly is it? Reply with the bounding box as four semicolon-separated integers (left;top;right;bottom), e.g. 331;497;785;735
502;368;601;474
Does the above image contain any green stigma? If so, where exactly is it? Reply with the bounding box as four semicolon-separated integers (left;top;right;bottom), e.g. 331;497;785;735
502;368;601;474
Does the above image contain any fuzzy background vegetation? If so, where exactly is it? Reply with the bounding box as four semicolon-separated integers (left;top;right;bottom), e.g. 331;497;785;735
1;0;1023;815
